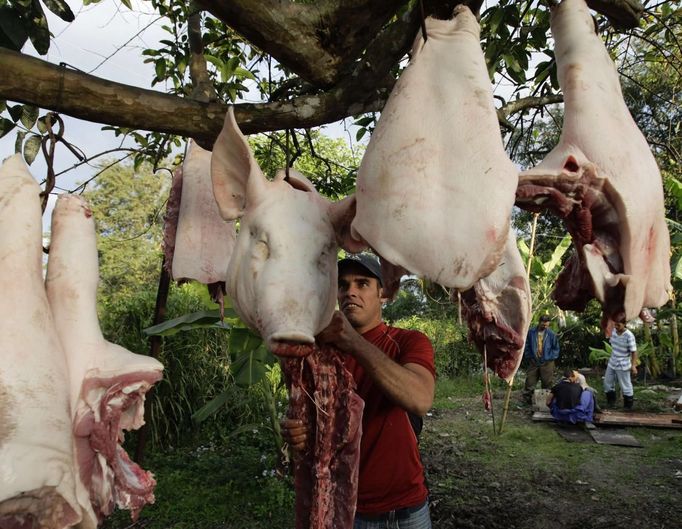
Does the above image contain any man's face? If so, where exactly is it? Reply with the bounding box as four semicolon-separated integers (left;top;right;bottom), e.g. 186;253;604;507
614;322;626;334
539;319;550;330
337;265;383;334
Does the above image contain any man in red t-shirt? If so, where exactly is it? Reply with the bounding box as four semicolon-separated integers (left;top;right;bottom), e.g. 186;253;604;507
282;253;436;528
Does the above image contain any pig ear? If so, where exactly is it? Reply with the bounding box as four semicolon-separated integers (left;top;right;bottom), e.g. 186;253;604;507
329;194;367;253
276;168;318;193
211;107;267;220
379;257;408;301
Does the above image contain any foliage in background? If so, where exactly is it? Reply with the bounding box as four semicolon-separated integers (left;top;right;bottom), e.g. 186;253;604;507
82;160;169;304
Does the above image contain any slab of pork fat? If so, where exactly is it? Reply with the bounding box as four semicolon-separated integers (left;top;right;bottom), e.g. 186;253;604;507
515;0;671;322
171;140;236;285
351;5;517;291
0;154;81;529
45;194;163;528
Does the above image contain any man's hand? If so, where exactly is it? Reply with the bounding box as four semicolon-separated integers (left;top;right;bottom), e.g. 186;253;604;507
316;310;364;354
280;418;308;453
631;365;638;376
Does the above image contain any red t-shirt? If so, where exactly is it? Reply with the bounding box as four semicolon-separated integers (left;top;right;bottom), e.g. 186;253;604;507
344;322;436;514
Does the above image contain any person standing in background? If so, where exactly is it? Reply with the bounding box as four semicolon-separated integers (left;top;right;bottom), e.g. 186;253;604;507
522;314;560;402
604;319;638;410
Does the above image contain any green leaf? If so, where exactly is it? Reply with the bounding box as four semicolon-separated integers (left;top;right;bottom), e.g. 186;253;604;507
674;255;682;280
0;118;15;139
228;328;275;387
143;309;235;336
155;58;166;80
14;130;26;154
23;134;42;165
20;105;38;129
41;0;75;22
542;235;571;274
234;66;256;81
120;0;133;9
8;104;23;122
191;390;233;424
0;6;29;50
26;0;51;55
37;115;48;134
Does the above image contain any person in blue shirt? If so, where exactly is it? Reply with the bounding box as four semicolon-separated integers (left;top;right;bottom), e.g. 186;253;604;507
522;314;560;402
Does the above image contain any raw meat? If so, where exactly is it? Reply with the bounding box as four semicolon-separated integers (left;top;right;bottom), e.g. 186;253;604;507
351;5;517;290
515;0;671;322
45;193;163;527
282;349;363;529
211;107;365;529
0;155;81;529
171;140;236;285
460;229;532;382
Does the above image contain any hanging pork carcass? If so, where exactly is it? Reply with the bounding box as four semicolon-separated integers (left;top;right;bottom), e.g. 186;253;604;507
211;107;366;529
460;229;532;382
0;155;81;529
169;140;236;287
45;194;163;527
351;5;517;292
515;0;672;323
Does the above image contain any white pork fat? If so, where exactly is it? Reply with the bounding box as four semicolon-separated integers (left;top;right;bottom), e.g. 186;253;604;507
0;155;81;529
515;0;671;322
45;194;163;527
171;140;236;285
351;5;517;290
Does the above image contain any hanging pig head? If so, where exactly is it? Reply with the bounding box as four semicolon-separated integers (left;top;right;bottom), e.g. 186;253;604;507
211;108;366;354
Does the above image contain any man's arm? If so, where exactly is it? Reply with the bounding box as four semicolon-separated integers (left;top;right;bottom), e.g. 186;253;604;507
630;332;638;375
546;392;555;407
317;311;435;416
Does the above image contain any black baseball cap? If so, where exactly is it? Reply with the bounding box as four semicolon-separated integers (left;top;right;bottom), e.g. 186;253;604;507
338;253;383;286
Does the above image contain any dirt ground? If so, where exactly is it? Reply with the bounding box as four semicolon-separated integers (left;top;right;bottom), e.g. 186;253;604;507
420;392;682;529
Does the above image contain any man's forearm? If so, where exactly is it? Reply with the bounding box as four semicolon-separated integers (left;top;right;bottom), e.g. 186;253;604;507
350;337;434;416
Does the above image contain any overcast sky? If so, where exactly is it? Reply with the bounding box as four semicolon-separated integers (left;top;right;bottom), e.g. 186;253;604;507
0;0;174;227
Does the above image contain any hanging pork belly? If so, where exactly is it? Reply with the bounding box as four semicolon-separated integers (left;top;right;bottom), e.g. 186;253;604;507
515;0;671;322
0;155;81;529
460;229;532;382
352;5;517;291
45;194;163;527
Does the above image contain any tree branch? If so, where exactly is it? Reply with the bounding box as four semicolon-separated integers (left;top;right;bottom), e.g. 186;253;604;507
0;48;388;144
586;0;644;29
194;0;406;87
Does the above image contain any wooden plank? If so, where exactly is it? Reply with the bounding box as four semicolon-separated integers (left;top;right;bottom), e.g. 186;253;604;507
593;411;682;429
531;411;554;422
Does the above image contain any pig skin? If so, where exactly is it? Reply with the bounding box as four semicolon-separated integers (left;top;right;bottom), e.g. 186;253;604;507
351;6;516;291
515;0;671;322
0;155;82;529
45;194;163;527
171;140;236;285
211;107;366;350
460;229;532;382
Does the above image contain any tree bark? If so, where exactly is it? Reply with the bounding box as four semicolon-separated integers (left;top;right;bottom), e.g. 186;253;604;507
0;48;388;144
195;0;406;87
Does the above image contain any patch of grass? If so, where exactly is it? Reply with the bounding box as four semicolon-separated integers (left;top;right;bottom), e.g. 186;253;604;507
102;432;295;529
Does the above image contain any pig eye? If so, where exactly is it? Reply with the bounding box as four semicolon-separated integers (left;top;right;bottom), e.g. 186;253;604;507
254;239;270;261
